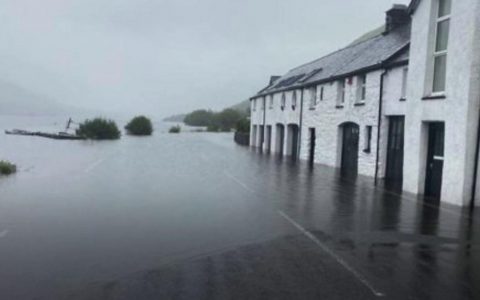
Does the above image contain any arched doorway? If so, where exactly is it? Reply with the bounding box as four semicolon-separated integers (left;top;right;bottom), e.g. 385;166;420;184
287;124;300;159
275;124;285;156
340;122;360;175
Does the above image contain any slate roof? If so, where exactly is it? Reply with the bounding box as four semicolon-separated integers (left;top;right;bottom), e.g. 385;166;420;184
255;22;411;97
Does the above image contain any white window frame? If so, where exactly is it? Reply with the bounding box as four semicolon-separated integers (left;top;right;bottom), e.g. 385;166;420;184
292;91;297;110
401;67;408;100
261;97;265;110
309;86;317;109
337;80;346;106
430;0;451;95
319;86;324;101
281;93;286;110
356;74;367;102
269;95;274;109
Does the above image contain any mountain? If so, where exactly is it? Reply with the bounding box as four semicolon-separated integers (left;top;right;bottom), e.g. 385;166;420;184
229;99;250;115
0;81;81;116
163;113;186;122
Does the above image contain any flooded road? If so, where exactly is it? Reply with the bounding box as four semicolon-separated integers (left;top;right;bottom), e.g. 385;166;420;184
0;117;479;299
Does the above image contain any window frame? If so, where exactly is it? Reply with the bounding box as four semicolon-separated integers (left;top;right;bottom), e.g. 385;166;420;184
269;95;274;109
430;0;451;95
320;86;324;101
401;67;408;100
292;91;297;110
356;74;367;102
309;86;317;109
337;79;346;106
281;93;286;110
252;99;256;111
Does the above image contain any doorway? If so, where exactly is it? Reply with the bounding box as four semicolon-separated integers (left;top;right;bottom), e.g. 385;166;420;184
424;122;445;200
385;116;405;187
341;123;360;175
309;128;316;164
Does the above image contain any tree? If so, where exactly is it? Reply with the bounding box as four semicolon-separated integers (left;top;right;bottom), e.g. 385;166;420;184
184;110;215;127
125;116;153;136
76;118;121;140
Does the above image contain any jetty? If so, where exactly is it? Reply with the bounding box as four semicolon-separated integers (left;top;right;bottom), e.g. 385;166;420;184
5;129;85;140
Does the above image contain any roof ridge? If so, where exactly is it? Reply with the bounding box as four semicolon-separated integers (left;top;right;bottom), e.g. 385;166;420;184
288;28;385;73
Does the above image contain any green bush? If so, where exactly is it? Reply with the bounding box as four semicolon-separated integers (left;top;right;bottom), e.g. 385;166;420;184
125;116;153;136
0;161;16;175
184;110;215;127
169;125;181;133
235;117;250;133
76;118;121;140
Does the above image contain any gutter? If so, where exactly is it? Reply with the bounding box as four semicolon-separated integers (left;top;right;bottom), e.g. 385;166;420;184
374;68;388;185
298;88;304;159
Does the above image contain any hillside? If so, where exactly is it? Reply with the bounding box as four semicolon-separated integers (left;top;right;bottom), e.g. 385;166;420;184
0;81;78;116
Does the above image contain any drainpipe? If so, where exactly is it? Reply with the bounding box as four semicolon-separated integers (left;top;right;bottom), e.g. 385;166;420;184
262;97;267;151
298;88;305;160
374;69;388;185
469;109;480;212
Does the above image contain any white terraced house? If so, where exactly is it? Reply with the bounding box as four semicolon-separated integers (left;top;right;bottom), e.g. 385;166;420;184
249;0;480;207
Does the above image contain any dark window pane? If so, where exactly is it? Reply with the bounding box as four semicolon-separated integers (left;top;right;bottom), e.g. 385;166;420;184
435;20;450;52
438;0;452;18
433;54;447;93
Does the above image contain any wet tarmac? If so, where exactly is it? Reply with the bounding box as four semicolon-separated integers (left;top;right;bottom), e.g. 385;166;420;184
0;119;479;299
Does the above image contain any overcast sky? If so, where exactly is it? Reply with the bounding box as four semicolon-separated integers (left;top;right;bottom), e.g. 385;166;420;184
0;0;409;118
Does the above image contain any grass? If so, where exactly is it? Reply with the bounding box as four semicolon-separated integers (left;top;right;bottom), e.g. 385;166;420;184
0;161;17;175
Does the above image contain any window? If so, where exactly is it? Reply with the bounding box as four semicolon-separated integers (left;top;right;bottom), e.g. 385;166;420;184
337;80;345;105
261;97;265;110
431;0;451;94
357;74;367;102
269;95;274;109
364;126;373;153
320;86;324;101
309;86;317;109
281;93;286;110
252;99;256;111
401;67;408;100
292;91;297;110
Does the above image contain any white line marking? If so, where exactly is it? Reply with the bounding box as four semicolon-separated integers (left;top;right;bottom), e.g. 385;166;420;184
84;159;105;173
223;171;255;194
0;230;9;238
278;210;385;297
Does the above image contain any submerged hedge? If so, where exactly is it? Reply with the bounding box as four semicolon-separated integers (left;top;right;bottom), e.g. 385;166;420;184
0;161;17;175
76;118;121;140
125;116;153;136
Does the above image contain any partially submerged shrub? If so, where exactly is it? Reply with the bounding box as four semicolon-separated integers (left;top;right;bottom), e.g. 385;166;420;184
0;161;16;175
76;118;121;140
125;116;153;136
235;117;250;133
169;125;181;133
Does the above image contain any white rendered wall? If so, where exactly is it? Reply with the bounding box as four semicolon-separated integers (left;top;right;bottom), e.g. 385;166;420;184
404;0;480;206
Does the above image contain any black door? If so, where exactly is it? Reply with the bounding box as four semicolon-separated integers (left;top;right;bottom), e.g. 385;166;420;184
309;128;316;164
291;125;299;160
425;122;445;199
341;123;360;175
278;125;284;156
386;116;405;184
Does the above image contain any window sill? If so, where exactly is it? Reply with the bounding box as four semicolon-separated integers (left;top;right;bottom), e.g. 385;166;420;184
399;98;406;102
309;107;316;111
363;149;371;154
422;94;446;100
354;102;366;107
335;105;344;109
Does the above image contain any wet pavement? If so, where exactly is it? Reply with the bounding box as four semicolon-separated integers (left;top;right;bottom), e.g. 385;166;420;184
0;118;479;299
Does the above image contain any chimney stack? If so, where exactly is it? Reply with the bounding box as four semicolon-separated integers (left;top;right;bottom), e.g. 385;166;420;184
269;76;281;85
385;4;409;33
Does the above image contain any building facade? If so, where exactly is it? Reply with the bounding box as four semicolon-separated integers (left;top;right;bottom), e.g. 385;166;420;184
249;1;480;207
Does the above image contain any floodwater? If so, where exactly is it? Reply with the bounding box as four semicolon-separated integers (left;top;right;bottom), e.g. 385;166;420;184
0;116;479;299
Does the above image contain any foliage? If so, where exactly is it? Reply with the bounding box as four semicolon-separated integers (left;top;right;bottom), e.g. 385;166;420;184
125;116;153;136
235;117;250;133
184;110;215;127
169;125;181;133
76;118;121;140
0;161;16;175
